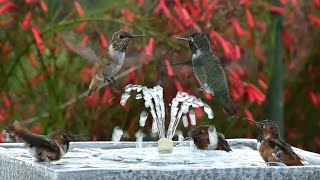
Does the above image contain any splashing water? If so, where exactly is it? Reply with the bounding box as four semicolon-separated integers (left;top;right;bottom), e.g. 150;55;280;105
111;126;123;142
135;130;144;148
120;84;214;140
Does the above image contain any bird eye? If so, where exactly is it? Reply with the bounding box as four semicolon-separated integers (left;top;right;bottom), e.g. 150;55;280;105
119;35;124;39
189;37;193;42
199;130;204;134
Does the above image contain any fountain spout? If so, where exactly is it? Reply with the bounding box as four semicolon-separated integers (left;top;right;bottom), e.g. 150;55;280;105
120;84;214;153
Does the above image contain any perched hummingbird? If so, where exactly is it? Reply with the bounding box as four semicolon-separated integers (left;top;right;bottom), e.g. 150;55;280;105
243;118;304;166
64;30;145;96
191;125;232;152
8;121;71;162
177;33;236;118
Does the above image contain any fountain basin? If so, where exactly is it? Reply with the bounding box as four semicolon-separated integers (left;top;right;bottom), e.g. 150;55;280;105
0;139;320;180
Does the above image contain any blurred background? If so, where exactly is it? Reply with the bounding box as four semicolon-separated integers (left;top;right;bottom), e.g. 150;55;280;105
0;0;319;153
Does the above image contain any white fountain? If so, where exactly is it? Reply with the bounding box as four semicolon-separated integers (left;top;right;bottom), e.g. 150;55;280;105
120;84;214;153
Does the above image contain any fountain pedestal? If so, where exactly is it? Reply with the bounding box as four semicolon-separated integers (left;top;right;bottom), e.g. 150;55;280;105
157;138;173;153
1;139;320;180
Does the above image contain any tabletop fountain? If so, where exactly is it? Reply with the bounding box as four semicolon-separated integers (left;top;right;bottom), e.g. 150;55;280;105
0;85;320;180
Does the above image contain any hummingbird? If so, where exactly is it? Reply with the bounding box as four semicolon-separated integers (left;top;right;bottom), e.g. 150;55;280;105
63;30;145;96
177;33;236;119
191;125;232;152
8;121;71;162
243;118;304;166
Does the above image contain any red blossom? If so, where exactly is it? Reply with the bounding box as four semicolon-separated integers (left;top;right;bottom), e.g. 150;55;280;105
280;0;287;5
99;33;108;49
240;0;251;7
0;2;16;14
291;0;298;7
21;12;32;30
31;124;41;134
246;84;265;105
312;0;320;8
74;1;85;17
145;38;154;58
29;65;54;85
204;92;212;100
232;19;245;37
309;92;320;106
31;25;46;54
137;0;144;6
174;79;183;91
39;0;48;13
165;59;174;77
234;45;241;61
258;79;268;90
194;107;203;118
2;94;11;108
121;9;135;22
81;35;89;47
270;6;285;15
308;14;320;26
245;9;255;28
210;31;232;58
244;108;254;123
0;0;7;4
186;2;199;19
74;21;87;33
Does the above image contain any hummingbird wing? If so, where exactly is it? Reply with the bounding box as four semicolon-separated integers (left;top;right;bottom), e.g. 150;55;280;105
61;32;100;64
217;132;232;152
267;138;304;165
202;53;237;118
10;122;60;152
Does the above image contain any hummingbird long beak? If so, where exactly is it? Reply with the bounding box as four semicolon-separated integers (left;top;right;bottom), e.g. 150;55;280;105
243;118;260;125
176;37;190;41
130;35;146;38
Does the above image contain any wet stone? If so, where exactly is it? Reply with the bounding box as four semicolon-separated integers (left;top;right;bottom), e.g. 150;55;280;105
1;139;320;180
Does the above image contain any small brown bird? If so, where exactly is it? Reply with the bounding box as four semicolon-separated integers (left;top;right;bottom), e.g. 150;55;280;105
243;118;304;166
191;125;232;152
8;121;71;162
64;30;145;96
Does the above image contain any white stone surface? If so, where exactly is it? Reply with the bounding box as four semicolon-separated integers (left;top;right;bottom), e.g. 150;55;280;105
0;139;320;180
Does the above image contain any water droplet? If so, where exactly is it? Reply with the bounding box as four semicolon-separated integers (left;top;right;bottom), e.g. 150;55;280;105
189;110;196;125
204;104;214;119
182;115;188;127
120;92;131;106
135;94;142;99
112;126;123;142
139;111;148;127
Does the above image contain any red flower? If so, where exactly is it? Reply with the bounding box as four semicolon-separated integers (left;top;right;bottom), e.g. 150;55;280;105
308;14;320;26
145;38;154;58
31;25;46;54
232;19;245;37
280;0;287;5
31;124;42;134
0;112;4;122
102;87;113;105
270;6;285;15
74;1;85;17
2;94;11;108
39;0;48;13
312;0;320;8
291;0;298;7
210;31;231;58
240;0;251;7
244;108;254;123
246;84;265;105
258;79;268;90
245;9;255;28
74;21;87;33
121;9;135;22
174;79;183;91
0;2;16;14
81;35;90;47
21;12;32;30
194;107;203;118
99;33;108;49
234;45;241;61
165;59;174;77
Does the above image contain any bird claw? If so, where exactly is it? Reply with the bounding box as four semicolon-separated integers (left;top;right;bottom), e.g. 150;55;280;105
197;87;203;92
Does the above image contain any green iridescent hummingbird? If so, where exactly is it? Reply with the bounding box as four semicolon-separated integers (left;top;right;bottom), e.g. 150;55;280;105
177;32;236;119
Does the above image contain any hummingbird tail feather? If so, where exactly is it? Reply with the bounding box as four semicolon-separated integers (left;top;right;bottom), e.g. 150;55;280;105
9;121;32;143
217;97;237;119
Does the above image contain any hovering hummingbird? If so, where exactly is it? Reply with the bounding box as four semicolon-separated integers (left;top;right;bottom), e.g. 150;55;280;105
243;118;304;166
191;125;232;152
64;30;145;96
8;121;71;162
177;33;236;119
